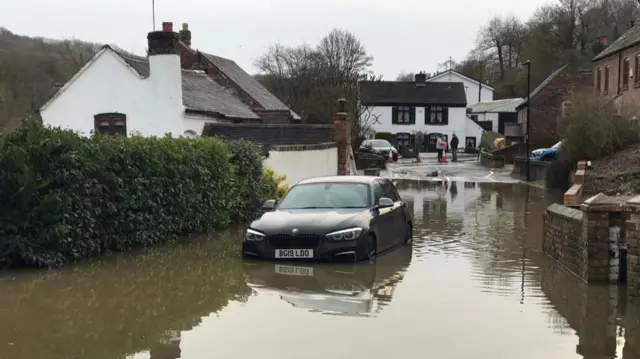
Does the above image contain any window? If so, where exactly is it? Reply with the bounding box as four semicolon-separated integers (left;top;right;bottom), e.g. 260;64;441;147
369;139;392;148
604;66;610;93
380;179;400;201
183;130;198;138
596;68;601;91
94;113;127;136
426;106;448;125
561;100;572;117
623;58;630;89
635;55;640;86
392;106;414;124
396;133;410;149
276;182;371;209
372;182;384;204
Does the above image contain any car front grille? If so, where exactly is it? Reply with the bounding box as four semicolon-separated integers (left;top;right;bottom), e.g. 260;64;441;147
267;234;321;248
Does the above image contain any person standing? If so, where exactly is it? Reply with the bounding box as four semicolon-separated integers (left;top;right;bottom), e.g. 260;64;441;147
435;135;443;162
450;134;459;162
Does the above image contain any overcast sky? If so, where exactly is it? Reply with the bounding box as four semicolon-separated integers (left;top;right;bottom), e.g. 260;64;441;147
2;0;549;79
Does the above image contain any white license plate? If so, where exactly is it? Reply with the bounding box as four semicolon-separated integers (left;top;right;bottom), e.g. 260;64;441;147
275;264;314;276
274;248;314;259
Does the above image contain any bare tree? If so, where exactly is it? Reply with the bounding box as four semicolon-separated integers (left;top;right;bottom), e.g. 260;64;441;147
396;72;415;81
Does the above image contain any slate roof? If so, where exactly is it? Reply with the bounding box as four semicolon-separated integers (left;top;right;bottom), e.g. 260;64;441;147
199;52;301;119
109;47;258;119
593;26;640;62
516;65;568;109
359;81;467;106
469;98;524;113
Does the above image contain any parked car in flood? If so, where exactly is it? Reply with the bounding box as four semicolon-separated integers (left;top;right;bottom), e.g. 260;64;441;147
531;140;564;161
243;243;412;316
358;139;398;161
242;176;413;262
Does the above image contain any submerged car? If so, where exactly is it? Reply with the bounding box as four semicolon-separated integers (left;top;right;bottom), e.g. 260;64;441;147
531;140;564;161
242;176;413;262
358;139;399;161
243;243;412;316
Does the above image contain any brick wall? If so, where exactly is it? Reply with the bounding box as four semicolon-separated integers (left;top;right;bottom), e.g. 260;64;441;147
543;203;587;280
528;67;594;147
202;123;334;145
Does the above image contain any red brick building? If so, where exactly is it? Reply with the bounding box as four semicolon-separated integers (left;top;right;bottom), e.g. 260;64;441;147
504;66;592;148
592;25;640;108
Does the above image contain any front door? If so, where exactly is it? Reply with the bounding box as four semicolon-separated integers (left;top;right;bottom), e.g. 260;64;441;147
372;180;395;251
381;179;406;248
465;137;477;150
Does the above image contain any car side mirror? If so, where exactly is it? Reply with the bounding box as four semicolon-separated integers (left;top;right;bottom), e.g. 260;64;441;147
377;197;394;208
263;199;276;210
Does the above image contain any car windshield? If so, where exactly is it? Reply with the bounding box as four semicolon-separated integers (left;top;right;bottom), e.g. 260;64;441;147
551;141;563;149
369;140;391;148
277;182;371;209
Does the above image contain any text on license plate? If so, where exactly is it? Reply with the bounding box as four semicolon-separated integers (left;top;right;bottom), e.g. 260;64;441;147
275;264;314;276
274;249;314;258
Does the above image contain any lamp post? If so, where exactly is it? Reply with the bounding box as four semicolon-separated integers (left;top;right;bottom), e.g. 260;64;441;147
522;60;531;181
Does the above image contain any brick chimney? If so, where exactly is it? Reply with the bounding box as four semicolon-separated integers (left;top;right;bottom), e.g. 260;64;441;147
414;72;427;87
593;36;608;57
334;98;352;176
179;23;191;47
147;22;183;129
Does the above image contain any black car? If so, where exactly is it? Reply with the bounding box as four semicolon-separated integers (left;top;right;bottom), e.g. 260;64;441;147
359;139;398;161
243;243;412;316
242;175;413;262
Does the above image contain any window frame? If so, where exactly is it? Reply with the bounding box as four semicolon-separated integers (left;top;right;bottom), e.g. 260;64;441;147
635;55;640;87
425;106;448;125
94;113;127;137
392;106;415;125
604;65;610;94
596;67;601;91
623;58;630;89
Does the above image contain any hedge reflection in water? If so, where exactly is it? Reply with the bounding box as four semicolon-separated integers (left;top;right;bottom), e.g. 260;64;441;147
0;230;250;359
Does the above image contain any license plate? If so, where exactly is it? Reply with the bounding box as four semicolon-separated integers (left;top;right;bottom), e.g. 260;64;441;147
275;264;314;276
274;249;314;259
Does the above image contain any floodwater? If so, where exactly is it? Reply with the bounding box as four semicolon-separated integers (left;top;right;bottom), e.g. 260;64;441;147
1;180;638;359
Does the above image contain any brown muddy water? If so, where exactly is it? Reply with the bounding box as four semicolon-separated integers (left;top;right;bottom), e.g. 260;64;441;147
1;180;638;359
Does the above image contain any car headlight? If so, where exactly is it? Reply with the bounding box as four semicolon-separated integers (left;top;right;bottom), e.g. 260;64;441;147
245;228;265;241
326;227;363;241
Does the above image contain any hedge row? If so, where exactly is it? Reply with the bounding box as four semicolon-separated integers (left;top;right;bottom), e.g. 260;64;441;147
0;122;271;268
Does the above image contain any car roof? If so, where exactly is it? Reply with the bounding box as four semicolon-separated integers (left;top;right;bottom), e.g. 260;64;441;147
296;175;383;185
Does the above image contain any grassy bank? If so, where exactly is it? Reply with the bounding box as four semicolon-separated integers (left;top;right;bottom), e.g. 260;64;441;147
0;121;277;268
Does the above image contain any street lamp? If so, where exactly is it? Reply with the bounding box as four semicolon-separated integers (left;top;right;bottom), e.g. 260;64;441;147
522;60;531;181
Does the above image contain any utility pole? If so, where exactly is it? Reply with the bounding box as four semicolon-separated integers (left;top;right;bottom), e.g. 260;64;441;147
152;0;156;30
522;60;532;181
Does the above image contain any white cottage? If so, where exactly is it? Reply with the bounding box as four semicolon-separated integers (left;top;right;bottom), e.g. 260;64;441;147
468;98;523;135
39;23;260;138
425;69;494;107
359;73;484;152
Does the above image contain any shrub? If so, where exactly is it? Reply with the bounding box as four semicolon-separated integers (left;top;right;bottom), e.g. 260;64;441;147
558;92;640;161
262;167;288;201
226;139;267;222
0;122;265;268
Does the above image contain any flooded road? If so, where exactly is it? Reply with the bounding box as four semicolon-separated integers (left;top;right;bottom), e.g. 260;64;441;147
1;180;638;359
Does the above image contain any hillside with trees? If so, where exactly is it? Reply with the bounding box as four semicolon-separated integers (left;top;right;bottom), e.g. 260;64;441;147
0;27;103;131
453;0;640;99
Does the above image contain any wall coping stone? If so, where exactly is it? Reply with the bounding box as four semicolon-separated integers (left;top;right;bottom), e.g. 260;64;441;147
581;193;623;212
547;203;584;221
271;142;337;151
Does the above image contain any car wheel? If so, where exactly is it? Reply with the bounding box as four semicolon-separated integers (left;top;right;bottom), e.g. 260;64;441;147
363;234;377;262
404;223;413;244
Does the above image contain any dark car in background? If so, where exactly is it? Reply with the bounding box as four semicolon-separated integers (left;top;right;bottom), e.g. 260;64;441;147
243;243;412;316
358;139;398;161
242;176;413;262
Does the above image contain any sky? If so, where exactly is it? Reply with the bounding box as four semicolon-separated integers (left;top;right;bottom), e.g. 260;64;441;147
1;0;549;79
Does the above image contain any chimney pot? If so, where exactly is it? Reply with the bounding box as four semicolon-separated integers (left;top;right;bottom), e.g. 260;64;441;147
162;22;173;32
179;23;192;47
599;36;608;46
414;72;427;86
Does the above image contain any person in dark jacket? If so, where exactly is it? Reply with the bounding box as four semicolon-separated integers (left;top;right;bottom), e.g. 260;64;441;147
450;134;459;162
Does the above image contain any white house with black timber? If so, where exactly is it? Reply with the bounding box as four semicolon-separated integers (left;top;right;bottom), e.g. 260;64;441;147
359;73;484;152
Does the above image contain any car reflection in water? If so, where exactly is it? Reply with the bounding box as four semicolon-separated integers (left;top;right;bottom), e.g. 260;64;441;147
243;244;412;317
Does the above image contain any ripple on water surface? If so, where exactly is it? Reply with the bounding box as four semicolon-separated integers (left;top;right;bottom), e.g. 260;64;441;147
0;181;631;359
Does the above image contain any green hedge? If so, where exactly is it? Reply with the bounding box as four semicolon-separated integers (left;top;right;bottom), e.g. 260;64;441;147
0;122;267;268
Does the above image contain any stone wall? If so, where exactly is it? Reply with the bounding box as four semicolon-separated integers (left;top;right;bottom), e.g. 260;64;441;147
512;157;551;181
564;160;588;207
543;203;587;280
